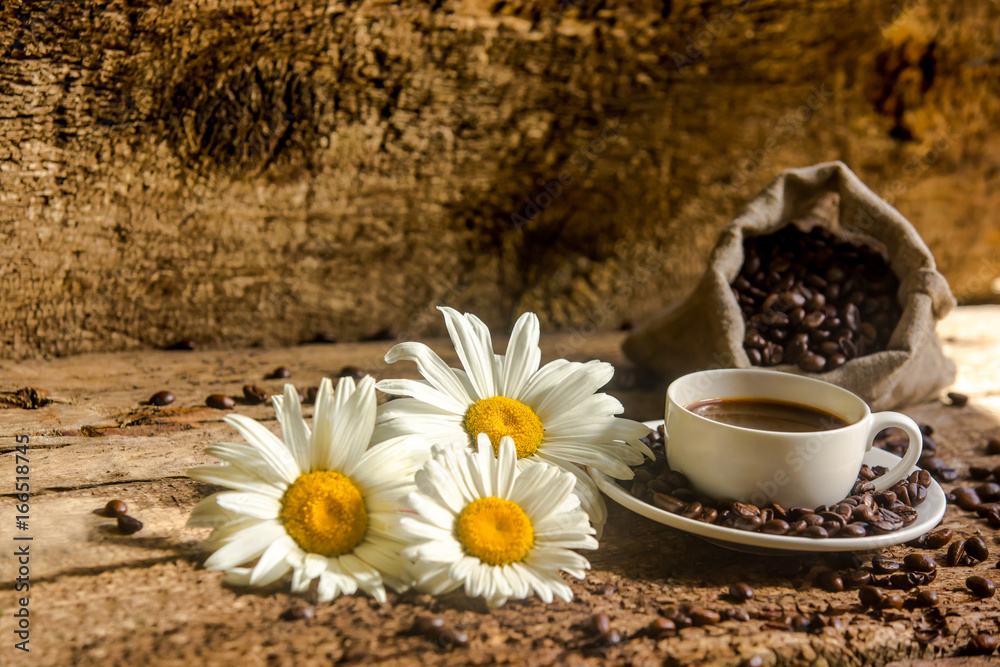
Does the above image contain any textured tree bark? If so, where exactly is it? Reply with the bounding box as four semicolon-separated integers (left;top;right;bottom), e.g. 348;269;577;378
1;0;998;359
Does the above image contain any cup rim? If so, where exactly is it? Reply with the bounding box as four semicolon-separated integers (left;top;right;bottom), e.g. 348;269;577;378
666;368;870;436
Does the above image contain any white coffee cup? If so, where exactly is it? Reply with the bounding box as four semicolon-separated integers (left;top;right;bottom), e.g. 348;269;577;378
665;369;923;509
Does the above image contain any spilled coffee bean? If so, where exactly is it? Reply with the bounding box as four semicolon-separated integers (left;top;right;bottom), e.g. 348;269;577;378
165;339;195;350
947;392;969;407
728;582;754;602
242;384;270;405
967;633;1000;655
280;604;315;621
912;589;939;607
149;390;175;406
903;553;937;573
102;499;128;517
117;515;143;535
872;555;900;574
966;576;997;598
339;366;368;381
267;366;291;379
987;437;1000;455
206;394;236;410
647;617;675;637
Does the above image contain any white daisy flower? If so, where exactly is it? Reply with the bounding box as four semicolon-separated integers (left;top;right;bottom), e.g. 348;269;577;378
402;434;598;607
187;377;418;604
375;307;651;528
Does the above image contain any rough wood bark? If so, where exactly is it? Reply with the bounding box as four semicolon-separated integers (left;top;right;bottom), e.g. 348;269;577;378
1;1;999;361
1;306;999;665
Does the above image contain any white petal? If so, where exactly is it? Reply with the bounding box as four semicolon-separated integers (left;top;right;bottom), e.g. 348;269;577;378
325;376;378;472
439;307;497;400
530;361;614;423
203;520;285;571
186;465;285;499
223;414;301;483
274;384;311;472
534;453;608;528
250;535;296;585
499;311;541;398
495;435;517;500
214;492;282;520
375;378;470;415
309;378;336;470
384;342;474;405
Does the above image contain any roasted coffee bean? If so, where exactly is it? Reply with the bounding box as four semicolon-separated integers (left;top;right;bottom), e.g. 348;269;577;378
415;616;445;634
801;525;829;539
904;553;937;573
699;508;719;524
720;609;748;625
103;499;128;517
816;571;844;592
689;607;721;626
206;394;236;409
838;570;868;590
923;528;954;549
267;366;292;379
953;488;982;511
647;617;676;637
682;502;703;519
311;332;338;344
728;582;754;601
242;384;270;405
592;613;611;635
966;536;990;563
988;437;1000;455
912;590;939;607
838;524;867;537
872;555;900;574
971;466;994;480
887;572;916;589
149;390;175;406
439;628;470;647
858;586;884;609
761;519;791;535
740;656;765;667
117;515;143;535
280;604;315;621
977;483;1000;502
967;575;997;598
947;392;969;407
339;365;367;380
652;493;687;514
967;633;1000;655
879;593;904;610
165;339;195;350
799;353;827;373
947;540;967;566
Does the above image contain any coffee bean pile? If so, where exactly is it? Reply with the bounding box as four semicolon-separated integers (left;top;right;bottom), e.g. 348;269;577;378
632;428;930;539
731;226;902;373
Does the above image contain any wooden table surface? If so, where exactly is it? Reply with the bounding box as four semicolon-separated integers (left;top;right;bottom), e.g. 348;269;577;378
2;306;1000;666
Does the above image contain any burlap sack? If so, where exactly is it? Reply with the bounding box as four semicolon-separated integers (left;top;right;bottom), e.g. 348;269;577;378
623;161;956;411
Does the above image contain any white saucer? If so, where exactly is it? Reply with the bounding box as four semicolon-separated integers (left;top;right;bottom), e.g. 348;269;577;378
589;420;947;553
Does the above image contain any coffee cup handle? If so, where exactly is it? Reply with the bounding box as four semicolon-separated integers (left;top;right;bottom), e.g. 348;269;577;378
866;411;924;492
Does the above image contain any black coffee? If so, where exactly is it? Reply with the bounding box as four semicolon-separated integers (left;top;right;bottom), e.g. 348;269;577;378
685;397;847;432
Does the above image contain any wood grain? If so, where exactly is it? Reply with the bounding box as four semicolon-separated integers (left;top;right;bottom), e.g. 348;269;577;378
1;306;999;665
1;0;999;360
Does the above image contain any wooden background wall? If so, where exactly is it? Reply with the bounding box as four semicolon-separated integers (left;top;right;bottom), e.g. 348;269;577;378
1;0;998;360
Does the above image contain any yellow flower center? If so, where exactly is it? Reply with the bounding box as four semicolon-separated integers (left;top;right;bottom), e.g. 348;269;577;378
464;396;544;459
455;497;535;566
279;470;368;557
